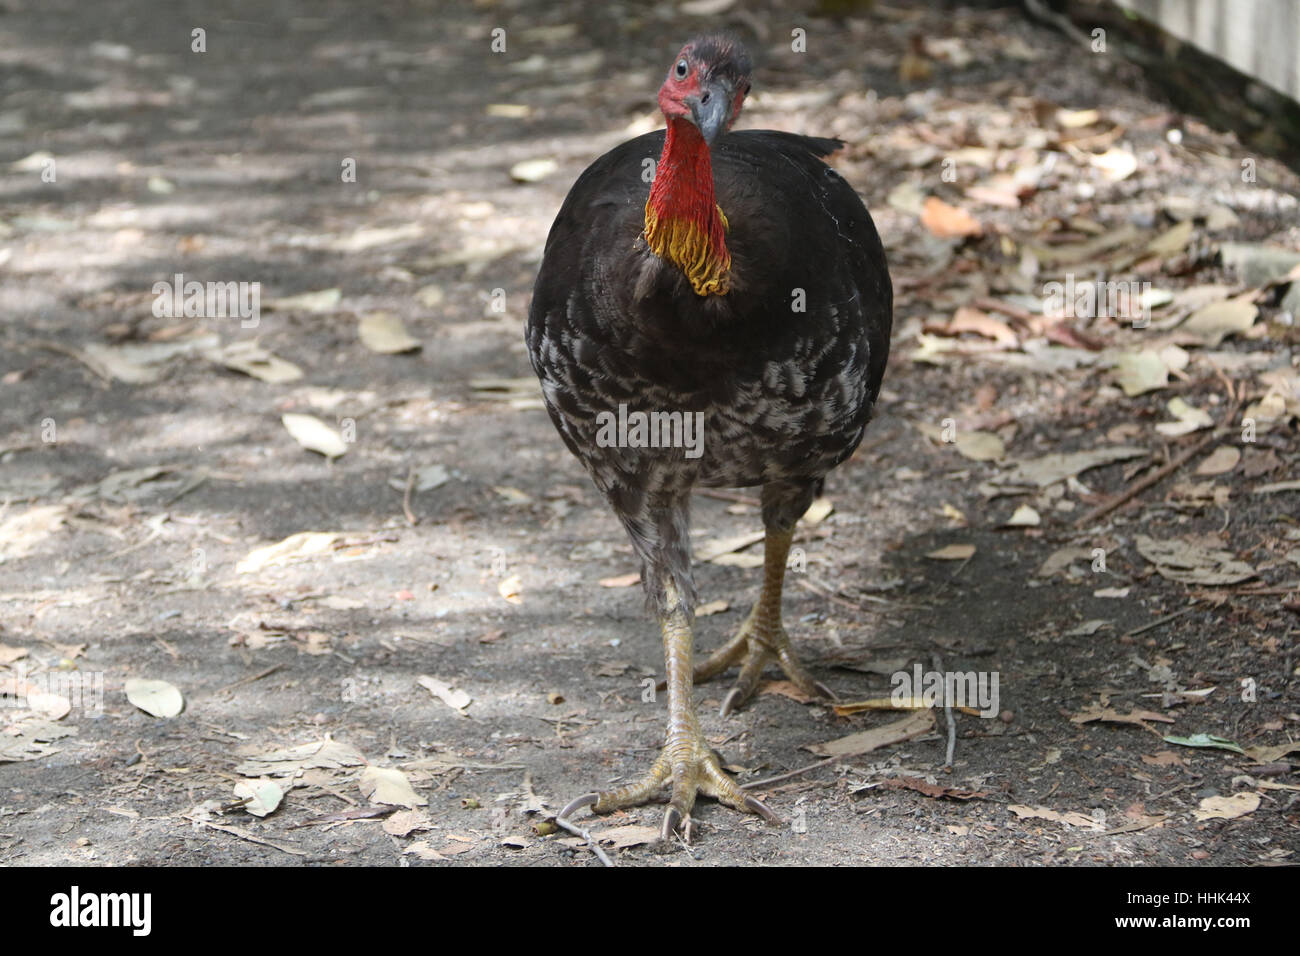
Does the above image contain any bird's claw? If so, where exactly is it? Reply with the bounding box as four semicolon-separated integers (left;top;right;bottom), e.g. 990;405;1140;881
556;730;779;844
700;613;835;716
558;793;599;821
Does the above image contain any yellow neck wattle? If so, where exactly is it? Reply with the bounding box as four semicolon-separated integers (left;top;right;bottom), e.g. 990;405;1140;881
643;201;731;297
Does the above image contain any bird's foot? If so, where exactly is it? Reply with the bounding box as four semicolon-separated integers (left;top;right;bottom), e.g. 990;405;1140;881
694;606;835;716
557;719;780;842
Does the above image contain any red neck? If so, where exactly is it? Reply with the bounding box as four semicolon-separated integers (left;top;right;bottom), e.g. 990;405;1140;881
644;117;731;296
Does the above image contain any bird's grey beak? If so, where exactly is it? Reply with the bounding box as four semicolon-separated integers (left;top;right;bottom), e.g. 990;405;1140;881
686;80;732;145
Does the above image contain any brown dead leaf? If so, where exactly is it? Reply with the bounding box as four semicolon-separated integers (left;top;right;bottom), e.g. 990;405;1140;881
804;709;934;757
383;810;434;836
498;574;524;603
926;543;975;561
1141;750;1186;767
1193;792;1260;821
920;197;982;239
598;572;640;588
759;680;818;704
0;644;29;665
1070;702;1174;728
946;306;1017;346
883;776;989;800
1008;804;1102;829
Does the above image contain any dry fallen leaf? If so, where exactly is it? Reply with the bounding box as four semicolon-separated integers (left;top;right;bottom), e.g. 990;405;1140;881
384;810;434;836
1154;397;1214;437
1113;351;1170;396
0;505;67;563
1134;535;1256;586
265;288;341;313
804;709;934;757
1071;703;1174;727
998;446;1148;488
694;599;728;617
920;196;982;238
206;340;303;383
234;779;284;818
0;644;29;664
696;530;765;563
1008;804;1101;829
417;675;471;712
509;158;559;182
1195;445;1240;476
1089;146;1137;181
359;311;421;354
598;572;640;588
946;306;1017;347
281;413;348;458
926;543;975;561
883;776;988;800
403;841;446;861
801;496;834;525
124;678;184;718
236;532;338;574
493;486;533;505
955;430;1005;462
359;766;428;809
233;739;366;777
1181;296;1258;346
1004;504;1040;527
1193;792;1259;821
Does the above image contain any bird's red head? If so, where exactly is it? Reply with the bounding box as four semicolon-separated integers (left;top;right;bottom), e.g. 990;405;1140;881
657;35;753;145
644;36;752;297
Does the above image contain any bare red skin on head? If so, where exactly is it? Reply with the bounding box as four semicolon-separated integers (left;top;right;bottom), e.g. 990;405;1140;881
646;51;745;282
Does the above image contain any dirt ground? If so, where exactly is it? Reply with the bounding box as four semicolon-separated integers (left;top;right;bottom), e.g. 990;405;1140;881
1;0;1297;867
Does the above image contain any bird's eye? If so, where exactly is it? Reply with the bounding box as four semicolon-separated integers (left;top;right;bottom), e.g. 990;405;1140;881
674;59;688;79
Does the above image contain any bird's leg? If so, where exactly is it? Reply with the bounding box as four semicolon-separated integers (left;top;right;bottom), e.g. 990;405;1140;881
559;577;780;841
694;525;835;716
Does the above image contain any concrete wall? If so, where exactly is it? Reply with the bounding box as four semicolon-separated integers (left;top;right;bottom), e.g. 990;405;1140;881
1112;0;1300;101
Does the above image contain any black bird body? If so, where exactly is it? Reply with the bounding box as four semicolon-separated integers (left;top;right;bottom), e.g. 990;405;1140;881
528;128;891;603
530;36;892;838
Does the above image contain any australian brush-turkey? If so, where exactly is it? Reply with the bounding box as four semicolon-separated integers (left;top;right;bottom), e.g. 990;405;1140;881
527;35;892;839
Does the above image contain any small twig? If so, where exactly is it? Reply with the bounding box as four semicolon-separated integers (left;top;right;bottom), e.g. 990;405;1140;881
934;554;974;598
330;534;400;551
1215;586;1300;596
934;653;957;769
185;816;308;857
1122;604;1199;640
1023;0;1097;49
32;339;113;384
163;471;209;506
971;296;1036;328
552;815;614;867
1201;355;1238;405
108;517;169;558
214;663;284;696
742;757;837;790
693;488;761;507
797;576;909;611
402;464;419;526
1076;402;1240;528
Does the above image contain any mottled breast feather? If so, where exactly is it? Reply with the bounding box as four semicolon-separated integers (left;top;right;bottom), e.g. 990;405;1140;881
526;128;892;498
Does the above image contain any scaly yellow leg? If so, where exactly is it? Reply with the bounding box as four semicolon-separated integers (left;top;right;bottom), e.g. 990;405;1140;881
558;578;780;841
694;527;835;716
